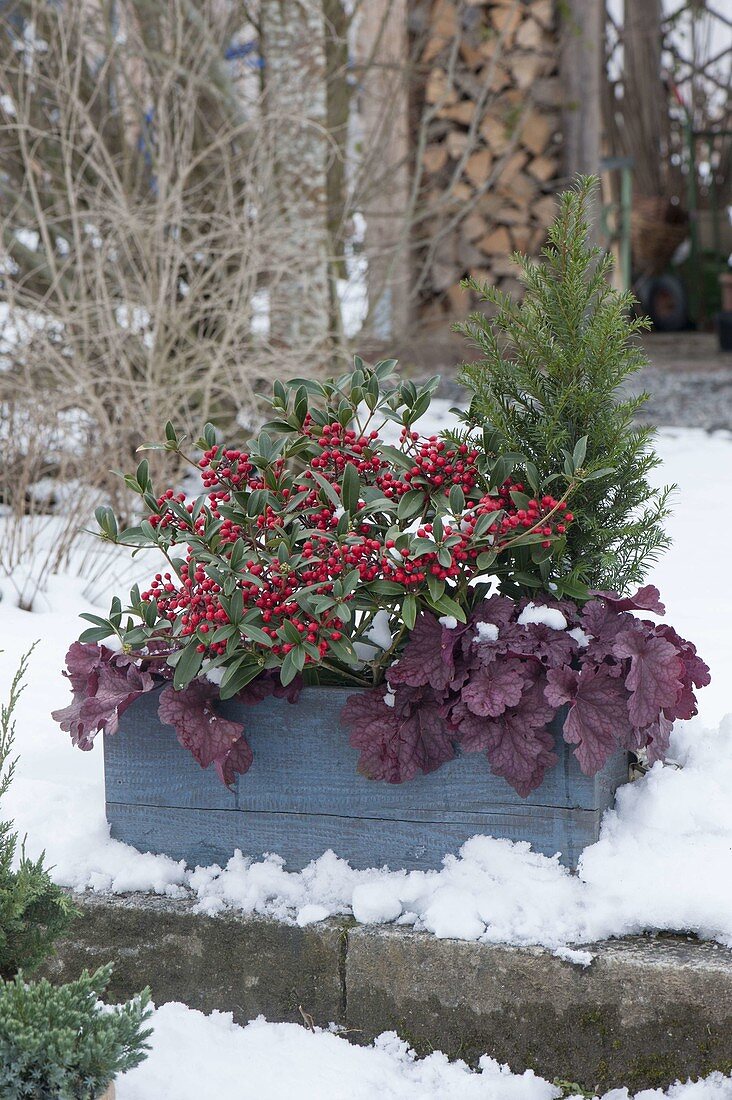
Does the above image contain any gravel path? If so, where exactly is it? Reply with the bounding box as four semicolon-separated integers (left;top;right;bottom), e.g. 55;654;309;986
432;332;732;432
624;367;732;432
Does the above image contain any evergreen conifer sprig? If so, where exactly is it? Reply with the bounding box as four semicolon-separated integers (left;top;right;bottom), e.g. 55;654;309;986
455;176;673;597
0;964;152;1098
1;648;76;981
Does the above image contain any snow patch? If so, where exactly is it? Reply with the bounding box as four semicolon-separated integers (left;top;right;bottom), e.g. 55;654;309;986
517;603;568;631
439;615;458;629
116;1003;567;1099
366;609;394;652
475;622;499;643
296;903;331;927
352;882;403;924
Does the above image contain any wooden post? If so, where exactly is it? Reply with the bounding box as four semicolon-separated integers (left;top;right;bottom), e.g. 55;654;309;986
622;0;667;198
559;0;602;240
559;0;602;178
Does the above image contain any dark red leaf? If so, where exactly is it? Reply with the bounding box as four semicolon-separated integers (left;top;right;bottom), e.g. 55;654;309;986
341;684;454;783
613;627;685;728
579;600;632;668
456;671;557;795
52;642;156;750
465;596;523;664
158;681;250;782
593;585;666;616
388;613;458;693
547;664;633;774
235;668;303;706
655;624;711;722
214;734;254;787
507;622;576;668
461;657;526;717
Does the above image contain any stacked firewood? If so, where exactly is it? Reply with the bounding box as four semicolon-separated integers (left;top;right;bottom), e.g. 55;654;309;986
413;0;563;322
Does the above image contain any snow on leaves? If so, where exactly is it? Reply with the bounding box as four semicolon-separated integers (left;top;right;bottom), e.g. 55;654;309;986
341;588;709;796
55;586;708;797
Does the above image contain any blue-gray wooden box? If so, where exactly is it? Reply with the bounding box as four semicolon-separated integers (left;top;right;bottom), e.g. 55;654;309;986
104;687;628;871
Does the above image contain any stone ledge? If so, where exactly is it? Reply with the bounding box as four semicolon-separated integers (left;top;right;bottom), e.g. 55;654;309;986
40;893;732;1092
40;892;346;1026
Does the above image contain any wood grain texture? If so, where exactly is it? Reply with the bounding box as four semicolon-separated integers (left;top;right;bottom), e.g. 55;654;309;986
105;687;628;870
105;800;605;871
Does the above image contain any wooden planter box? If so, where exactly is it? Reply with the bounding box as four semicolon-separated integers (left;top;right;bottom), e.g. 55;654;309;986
104;687;628;871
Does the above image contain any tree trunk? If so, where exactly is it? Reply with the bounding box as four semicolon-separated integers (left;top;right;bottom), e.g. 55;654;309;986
356;0;412;341
559;0;602;239
260;0;333;354
560;0;602;178
622;0;667;198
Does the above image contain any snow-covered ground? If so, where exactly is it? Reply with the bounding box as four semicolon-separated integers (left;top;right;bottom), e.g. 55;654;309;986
2;423;732;1097
115;1007;732;1100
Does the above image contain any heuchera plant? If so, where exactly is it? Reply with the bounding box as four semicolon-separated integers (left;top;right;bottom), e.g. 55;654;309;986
341;586;709;795
54;180;710;795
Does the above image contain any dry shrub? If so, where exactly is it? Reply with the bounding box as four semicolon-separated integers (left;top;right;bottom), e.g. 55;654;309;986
0;0;338;505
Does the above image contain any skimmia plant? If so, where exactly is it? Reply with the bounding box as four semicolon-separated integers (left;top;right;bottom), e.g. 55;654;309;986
54;181;709;795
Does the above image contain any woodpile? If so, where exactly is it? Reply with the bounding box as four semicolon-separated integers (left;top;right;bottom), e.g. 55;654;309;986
414;0;563;323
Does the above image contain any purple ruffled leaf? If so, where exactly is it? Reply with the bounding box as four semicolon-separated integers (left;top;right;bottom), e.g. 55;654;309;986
235;668;303;706
214;734;255;787
654;623;711;722
579;600;632;671
52;642;156;750
465;596;523;664
546;664;634;775
507;622;577;668
341;683;454;783
456;671;558;795
158;681;252;784
461;657;526;718
388;613;458;693
593;585;666;616
613;627;685;728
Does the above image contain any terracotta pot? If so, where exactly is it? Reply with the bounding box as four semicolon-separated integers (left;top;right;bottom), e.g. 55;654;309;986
98;1084;116;1100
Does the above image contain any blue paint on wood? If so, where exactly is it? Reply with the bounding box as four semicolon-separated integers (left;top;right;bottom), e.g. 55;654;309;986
105;686;628;870
105;801;606;871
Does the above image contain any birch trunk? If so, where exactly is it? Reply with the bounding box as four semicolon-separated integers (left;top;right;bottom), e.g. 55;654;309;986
356;0;412;340
261;0;333;355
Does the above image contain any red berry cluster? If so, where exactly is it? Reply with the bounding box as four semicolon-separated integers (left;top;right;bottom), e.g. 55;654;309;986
467;483;572;548
143;557;338;660
137;425;573;665
308;421;382;477
376;431;480;499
